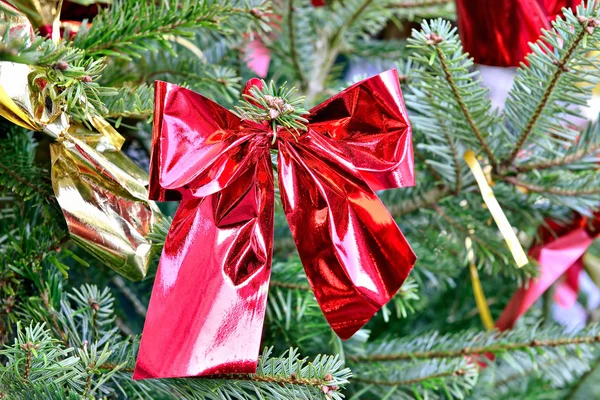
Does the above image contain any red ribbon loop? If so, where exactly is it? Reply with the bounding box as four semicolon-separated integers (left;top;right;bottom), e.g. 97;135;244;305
135;70;416;379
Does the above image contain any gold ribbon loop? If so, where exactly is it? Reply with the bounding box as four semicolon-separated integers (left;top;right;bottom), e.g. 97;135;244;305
466;237;495;330
464;150;529;268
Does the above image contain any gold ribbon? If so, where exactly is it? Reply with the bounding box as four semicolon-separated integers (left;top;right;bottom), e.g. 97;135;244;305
0;3;159;280
464;150;529;268
466;237;495;330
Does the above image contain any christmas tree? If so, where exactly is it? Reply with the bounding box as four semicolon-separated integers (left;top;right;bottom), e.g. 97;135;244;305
1;0;600;399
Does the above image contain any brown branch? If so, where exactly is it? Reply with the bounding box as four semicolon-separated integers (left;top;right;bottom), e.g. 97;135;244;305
387;186;451;217
112;276;147;318
99;363;335;389
500;176;600;196
34;236;70;347
82;372;94;398
86;7;255;55
444;132;462;194
505;25;587;165
348;334;600;363
414;149;444;183
352;369;465;387
516;142;600;172
0;163;53;202
22;344;32;380
435;46;498;168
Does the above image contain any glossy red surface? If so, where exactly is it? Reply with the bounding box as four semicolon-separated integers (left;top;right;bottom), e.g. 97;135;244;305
544;0;582;20
456;0;550;67
134;70;416;379
496;215;599;330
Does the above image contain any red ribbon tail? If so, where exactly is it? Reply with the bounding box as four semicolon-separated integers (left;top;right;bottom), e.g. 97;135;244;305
135;155;274;379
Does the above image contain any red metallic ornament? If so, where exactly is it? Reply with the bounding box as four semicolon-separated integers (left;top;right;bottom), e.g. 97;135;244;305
456;0;550;67
496;215;600;330
134;70;416;379
544;0;582;20
311;0;326;6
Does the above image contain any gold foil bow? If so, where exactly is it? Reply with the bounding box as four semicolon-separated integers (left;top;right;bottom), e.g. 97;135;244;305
0;8;159;280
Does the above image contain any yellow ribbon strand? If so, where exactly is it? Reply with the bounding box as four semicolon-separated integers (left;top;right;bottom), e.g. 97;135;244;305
466;238;495;330
464;150;529;268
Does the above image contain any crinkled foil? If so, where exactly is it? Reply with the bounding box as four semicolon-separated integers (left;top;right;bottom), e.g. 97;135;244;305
51;133;159;281
0;54;160;280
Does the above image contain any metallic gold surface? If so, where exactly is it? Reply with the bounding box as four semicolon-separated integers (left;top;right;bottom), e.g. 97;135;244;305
464;150;529;268
50;134;158;281
466;237;495;330
0;55;159;281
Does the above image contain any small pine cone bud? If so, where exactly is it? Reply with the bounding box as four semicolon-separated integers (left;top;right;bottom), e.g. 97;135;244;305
264;95;276;107
81;76;93;83
290;373;296;380
269;108;280;119
250;8;264;18
586;25;595;34
91;302;100;311
54;61;68;71
425;32;443;45
273;97;285;108
282;103;295;114
324;373;333;381
321;386;330;394
578;15;588;24
34;344;40;350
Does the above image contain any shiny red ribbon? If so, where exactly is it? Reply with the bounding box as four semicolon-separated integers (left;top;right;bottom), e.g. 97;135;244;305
134;69;416;379
456;0;582;67
496;215;599;330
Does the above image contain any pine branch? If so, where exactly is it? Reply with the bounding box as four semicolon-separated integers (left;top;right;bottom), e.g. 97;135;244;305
101;83;154;121
350;358;478;398
516;142;600;171
352;369;465;386
565;356;600;400
500;176;600;197
505;12;592;165
287;0;308;91
444;132;462;194
435;47;497;167
502;3;600;167
74;0;268;60
408;20;499;168
349;324;600;362
387;186;451;216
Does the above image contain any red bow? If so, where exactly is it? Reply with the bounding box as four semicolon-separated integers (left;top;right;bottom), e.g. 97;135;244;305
134;70;416;379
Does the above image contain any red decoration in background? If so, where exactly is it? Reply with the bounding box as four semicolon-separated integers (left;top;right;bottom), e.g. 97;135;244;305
544;0;583;20
311;0;326;5
38;0;105;39
456;0;584;67
134;70;417;379
497;215;600;330
456;0;550;67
